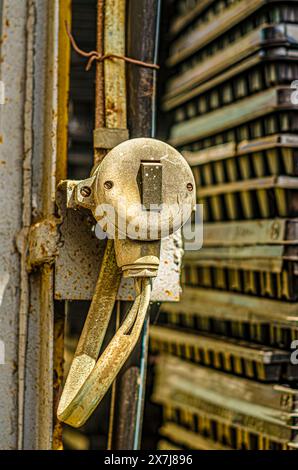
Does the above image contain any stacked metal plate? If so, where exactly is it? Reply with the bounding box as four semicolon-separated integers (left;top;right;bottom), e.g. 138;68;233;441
151;0;298;450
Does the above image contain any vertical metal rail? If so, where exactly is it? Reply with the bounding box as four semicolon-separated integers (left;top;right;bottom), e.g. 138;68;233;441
17;0;35;449
0;0;27;450
53;0;72;450
37;0;71;449
94;0;105;166
93;0;127;449
0;0;71;450
108;0;161;450
37;0;60;449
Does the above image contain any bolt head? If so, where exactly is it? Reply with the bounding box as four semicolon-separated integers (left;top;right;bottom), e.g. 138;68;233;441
104;181;114;190
80;186;92;197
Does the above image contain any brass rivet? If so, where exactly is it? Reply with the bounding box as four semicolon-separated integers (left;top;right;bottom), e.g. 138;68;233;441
104;181;114;190
80;186;92;197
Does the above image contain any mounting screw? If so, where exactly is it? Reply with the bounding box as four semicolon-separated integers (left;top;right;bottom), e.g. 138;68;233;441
187;183;193;192
104;181;114;190
80;186;92;198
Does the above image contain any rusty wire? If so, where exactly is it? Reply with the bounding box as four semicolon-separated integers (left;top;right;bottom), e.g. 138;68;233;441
95;0;105;130
65;21;160;71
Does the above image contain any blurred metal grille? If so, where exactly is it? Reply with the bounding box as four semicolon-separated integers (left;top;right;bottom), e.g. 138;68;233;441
67;0;96;181
152;0;298;451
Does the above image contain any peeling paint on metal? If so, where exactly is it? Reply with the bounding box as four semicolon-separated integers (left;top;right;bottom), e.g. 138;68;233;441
0;0;27;450
0;272;9;306
54;199;183;302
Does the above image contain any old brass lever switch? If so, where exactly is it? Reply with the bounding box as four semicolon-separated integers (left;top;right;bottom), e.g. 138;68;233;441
57;138;195;427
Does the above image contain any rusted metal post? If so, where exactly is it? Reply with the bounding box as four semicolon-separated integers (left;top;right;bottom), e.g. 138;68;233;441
93;0;127;448
94;0;105;166
0;0;28;450
108;0;161;450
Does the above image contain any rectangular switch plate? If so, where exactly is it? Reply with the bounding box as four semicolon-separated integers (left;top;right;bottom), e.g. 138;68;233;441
54;194;183;302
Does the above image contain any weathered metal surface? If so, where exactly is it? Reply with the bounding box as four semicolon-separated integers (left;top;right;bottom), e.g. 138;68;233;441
72;239;121;361
159;423;232;450
22;0;54;449
184;245;286;271
55;187;106;300
156;0;298;452
104;0;127;130
0;0;27;450
91;137;192;253
110;0;162;450
168;52;298;115
167;0;294;67
181;134;298;229
56;0;183;440
140;162;163;209
0;0;72;450
110;366;140;449
183;264;297;300
52;0;72;451
27;217;60;269
169;0;214;37
181;217;298;300
152;355;298;450
0;0;2;39
164;24;298;110
150;326;296;382
88;138;194;277
195;177;298;223
184;136;298;179
161;286;298;331
201;186;298;223
54;23;183;452
36;0;61;450
157;355;298;414
56;0;71;185
170;87;295;146
202;219;297;246
95;0;105;165
88;2;129;443
54;187;184;302
117;232;183;302
93;127;129;149
16;0;36;450
159;285;298;351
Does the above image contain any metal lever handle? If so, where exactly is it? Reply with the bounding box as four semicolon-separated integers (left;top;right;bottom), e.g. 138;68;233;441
57;264;151;428
57;138;195;428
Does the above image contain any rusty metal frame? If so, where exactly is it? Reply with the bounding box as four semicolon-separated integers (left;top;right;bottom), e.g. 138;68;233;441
0;0;72;450
24;0;71;450
0;0;28;450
